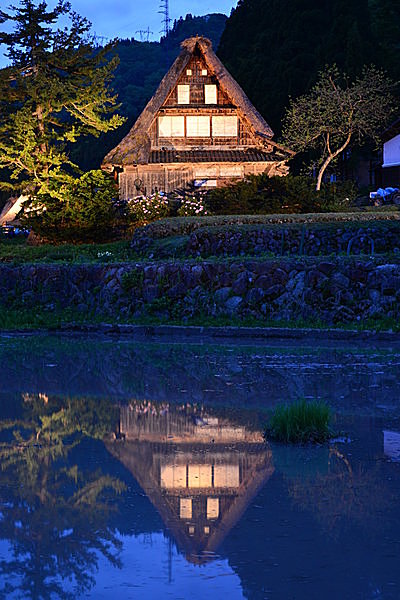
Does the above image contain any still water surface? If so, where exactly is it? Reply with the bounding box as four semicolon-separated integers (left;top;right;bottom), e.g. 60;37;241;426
1;334;400;599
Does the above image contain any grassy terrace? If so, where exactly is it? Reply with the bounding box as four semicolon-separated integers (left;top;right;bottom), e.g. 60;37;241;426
1;211;400;333
0;238;134;264
1;210;400;264
1;240;400;267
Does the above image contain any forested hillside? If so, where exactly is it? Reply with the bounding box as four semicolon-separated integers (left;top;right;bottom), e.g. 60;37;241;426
72;13;228;170
218;0;400;134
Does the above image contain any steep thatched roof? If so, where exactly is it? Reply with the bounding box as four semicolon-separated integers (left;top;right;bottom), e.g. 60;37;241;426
0;195;26;225
102;36;277;168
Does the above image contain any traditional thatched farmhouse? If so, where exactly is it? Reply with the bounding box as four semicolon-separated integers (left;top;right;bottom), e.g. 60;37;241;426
102;36;293;197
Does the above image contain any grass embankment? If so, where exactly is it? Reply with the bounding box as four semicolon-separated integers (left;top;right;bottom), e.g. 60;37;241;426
265;399;334;444
1;307;399;333
0;238;134;264
1;210;400;264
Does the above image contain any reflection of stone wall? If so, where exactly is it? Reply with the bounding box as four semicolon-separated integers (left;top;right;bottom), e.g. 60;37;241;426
1;339;400;417
2;258;400;325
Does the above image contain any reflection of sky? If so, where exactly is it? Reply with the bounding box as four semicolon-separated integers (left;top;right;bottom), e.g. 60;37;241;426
0;531;244;598
89;532;244;599
0;0;237;67
0;540;23;597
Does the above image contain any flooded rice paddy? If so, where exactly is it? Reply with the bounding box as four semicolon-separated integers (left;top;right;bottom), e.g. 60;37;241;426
0;334;400;599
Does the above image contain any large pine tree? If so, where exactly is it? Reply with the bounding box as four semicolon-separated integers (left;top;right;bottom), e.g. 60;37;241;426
0;0;124;197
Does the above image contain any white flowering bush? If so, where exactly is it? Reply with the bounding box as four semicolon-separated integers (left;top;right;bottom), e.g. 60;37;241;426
177;196;208;217
128;193;170;224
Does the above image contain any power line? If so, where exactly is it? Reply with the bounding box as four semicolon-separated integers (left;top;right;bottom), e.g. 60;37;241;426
159;0;171;38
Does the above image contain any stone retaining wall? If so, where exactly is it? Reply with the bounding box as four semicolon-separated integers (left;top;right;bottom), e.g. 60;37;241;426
2;259;400;325
186;224;400;257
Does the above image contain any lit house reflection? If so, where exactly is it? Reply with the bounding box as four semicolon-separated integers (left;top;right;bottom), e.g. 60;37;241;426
107;401;274;562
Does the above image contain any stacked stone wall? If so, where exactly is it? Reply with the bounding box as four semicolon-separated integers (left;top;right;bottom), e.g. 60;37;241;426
2;258;400;325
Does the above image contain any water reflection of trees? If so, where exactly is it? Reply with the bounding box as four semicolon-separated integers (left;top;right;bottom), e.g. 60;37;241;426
0;394;125;599
285;445;393;539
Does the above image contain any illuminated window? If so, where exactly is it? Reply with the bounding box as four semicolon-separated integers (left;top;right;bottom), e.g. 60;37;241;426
188;525;195;535
188;464;212;487
220;166;243;177
214;464;240;487
201;69;208;76
158;116;184;137
186;115;210;137
186;68;192;76
212;115;238;137
207;498;219;519
194;167;217;178
204;84;217;104
204;526;210;535
160;464;186;488
180;498;192;519
177;84;190;104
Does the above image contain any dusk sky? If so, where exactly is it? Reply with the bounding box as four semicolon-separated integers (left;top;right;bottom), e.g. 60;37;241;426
0;0;238;66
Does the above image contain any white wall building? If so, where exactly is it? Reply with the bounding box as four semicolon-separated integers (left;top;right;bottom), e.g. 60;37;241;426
382;119;400;187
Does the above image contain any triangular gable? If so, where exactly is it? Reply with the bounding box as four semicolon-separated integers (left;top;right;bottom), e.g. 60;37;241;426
107;439;274;563
161;46;234;109
103;37;277;167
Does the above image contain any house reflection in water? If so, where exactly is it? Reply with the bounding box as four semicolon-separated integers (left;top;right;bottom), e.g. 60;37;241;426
107;401;274;562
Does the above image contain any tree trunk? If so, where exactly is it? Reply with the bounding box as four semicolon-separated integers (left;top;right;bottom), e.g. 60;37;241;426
36;104;47;155
315;132;353;191
316;155;335;191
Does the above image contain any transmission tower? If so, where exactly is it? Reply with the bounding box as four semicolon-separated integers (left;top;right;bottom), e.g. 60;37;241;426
135;27;153;42
159;0;171;38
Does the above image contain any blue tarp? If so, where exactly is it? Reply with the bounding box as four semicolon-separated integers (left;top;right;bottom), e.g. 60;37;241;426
370;187;399;199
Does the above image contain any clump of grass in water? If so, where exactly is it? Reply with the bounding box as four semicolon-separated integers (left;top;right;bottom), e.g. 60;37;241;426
265;399;333;444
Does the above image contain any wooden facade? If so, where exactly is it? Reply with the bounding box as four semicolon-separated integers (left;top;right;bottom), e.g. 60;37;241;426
103;37;293;197
118;161;281;198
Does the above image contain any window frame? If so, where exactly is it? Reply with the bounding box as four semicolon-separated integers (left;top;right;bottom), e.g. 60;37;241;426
204;84;217;105
186;115;211;137
177;84;190;104
211;115;238;137
158;115;185;138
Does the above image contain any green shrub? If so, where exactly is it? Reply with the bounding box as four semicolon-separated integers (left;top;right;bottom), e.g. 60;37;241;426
206;174;357;215
265;399;333;444
22;170;126;243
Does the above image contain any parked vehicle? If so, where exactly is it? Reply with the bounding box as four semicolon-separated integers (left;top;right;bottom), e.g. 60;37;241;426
0;224;29;238
370;187;400;206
